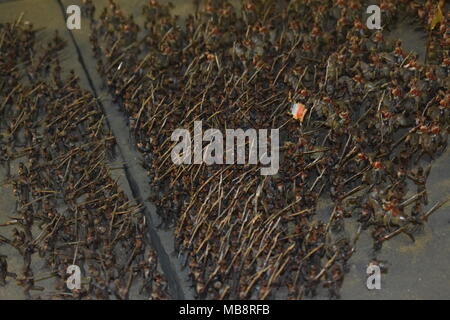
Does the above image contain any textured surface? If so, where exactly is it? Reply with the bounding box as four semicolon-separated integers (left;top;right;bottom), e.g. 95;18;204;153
0;0;449;300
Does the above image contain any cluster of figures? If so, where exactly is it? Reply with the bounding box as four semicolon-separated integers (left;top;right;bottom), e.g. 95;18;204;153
86;0;448;299
0;19;169;299
0;0;448;300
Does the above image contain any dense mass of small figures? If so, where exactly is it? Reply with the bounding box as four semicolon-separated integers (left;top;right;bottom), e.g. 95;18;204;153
87;0;448;299
0;21;169;299
0;0;448;300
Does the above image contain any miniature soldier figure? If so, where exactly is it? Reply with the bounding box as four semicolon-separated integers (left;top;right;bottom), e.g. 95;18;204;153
0;255;17;286
408;166;431;205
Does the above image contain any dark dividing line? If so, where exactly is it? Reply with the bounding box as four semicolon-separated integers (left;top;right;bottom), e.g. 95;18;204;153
55;1;98;97
54;0;185;299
